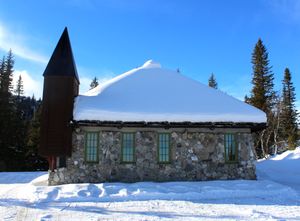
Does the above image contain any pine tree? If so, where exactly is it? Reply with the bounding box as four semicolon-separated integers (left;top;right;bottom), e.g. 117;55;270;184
280;68;298;149
13;75;27;167
1;50;14;94
26;101;48;170
14;75;24;98
208;73;218;89
249;39;274;113
0;56;6;170
0;56;5;90
0;50;16;170
247;39;275;157
90;77;99;89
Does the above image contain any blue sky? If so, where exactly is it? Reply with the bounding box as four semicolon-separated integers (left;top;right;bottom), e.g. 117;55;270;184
0;0;299;110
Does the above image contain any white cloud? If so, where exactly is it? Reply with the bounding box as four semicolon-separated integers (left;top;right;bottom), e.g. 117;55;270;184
0;23;47;64
13;70;43;99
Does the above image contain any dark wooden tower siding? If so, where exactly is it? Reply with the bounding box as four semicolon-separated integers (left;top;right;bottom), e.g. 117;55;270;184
40;28;79;170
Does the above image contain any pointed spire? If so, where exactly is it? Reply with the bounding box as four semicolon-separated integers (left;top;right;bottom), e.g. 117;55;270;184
43;27;80;83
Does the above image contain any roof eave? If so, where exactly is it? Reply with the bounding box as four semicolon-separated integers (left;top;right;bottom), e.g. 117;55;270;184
72;120;266;132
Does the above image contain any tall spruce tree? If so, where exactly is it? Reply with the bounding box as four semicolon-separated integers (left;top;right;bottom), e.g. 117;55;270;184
0;50;16;170
208;73;218;89
0;56;5;170
1;50;14;94
248;39;275;157
249;39;274;113
14;75;24;97
90;77;99;89
280;68;298;149
26;101;48;170
13;74;28;167
0;56;5;90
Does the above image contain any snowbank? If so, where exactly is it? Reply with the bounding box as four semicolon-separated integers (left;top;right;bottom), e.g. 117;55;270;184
257;147;300;192
74;60;266;123
0;172;46;184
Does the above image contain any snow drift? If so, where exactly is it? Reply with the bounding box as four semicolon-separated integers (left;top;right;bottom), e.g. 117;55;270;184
257;147;300;192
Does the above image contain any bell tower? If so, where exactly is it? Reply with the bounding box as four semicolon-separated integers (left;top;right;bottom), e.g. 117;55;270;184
39;27;80;170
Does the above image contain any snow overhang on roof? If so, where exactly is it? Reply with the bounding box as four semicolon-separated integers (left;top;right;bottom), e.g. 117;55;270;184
73;60;267;124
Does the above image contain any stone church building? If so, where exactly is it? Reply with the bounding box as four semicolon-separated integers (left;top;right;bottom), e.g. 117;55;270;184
39;28;266;185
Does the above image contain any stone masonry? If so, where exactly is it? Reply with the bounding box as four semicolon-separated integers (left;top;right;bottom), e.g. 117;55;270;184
49;127;256;185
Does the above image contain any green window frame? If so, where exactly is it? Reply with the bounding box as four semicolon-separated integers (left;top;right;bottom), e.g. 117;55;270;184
158;133;171;163
85;132;99;163
121;133;135;163
224;133;238;163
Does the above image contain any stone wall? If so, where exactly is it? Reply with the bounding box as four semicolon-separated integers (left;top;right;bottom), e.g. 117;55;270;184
48;127;256;185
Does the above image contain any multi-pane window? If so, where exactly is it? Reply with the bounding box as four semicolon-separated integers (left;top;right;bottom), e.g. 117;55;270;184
224;133;237;162
85;132;98;162
158;133;170;163
122;133;135;163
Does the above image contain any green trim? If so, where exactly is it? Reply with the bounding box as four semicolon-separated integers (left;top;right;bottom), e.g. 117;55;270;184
157;133;171;164
224;133;238;163
84;131;99;163
121;132;136;163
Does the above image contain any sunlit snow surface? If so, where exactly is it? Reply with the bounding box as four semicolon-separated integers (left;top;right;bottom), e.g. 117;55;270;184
0;147;299;220
74;60;266;123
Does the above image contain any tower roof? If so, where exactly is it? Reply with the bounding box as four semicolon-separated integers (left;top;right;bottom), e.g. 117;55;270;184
43;27;79;83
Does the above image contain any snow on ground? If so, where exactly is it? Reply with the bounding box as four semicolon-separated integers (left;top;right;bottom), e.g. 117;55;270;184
74;60;266;123
257;147;300;192
0;148;299;220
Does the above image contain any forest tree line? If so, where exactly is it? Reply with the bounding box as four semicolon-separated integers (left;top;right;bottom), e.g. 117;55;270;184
0;38;299;171
0;50;48;171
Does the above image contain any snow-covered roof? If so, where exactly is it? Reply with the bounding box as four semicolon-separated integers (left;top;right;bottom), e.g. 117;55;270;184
74;60;266;123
